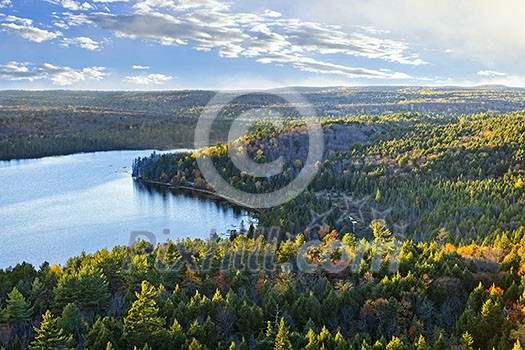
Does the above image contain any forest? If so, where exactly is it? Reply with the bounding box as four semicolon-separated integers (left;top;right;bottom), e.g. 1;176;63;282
1;87;525;349
2;86;525;159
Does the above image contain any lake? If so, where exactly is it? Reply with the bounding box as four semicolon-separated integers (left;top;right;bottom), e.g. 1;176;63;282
0;150;255;268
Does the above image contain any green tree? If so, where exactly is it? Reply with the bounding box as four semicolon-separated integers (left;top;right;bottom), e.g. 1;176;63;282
168;319;186;349
86;317;116;350
6;287;33;321
58;303;85;347
123;281;166;349
30;310;74;350
54;266;110;315
461;331;474;350
370;219;392;243
188;337;208;350
274;318;292;350
386;336;404;350
304;328;319;350
432;332;447;350
334;331;347;350
317;326;332;348
414;335;428;350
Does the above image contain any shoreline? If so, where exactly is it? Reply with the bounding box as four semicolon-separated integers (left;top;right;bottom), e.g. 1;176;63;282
135;178;261;213
0;144;194;162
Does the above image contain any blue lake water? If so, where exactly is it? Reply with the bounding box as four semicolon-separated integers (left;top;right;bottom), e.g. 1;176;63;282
0;150;255;268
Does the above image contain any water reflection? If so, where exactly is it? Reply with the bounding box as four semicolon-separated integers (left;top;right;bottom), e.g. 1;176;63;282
0;150;255;267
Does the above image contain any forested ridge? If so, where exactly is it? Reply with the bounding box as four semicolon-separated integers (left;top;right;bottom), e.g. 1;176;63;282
2;86;525;159
1;87;525;349
134;111;525;244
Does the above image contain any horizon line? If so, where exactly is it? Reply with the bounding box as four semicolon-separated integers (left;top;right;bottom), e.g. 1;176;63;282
0;84;518;93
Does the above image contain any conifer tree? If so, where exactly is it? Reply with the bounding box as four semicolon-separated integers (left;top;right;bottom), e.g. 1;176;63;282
6;287;33;322
54;266;110;314
317;326;332;349
274;318;292;350
432;332;447;350
360;339;372;350
86;317;115;350
30;310;74;350
461;331;474;350
385;336;404;350
414;335;428;350
304;328;318;350
168;319;186;349
334;331;347;350
123;281;166;349
370;219;392;243
188;337;208;350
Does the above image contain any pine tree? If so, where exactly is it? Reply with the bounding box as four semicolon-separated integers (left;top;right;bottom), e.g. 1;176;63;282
432;332;447;350
274;318;292;350
168;319;186;349
479;297;504;347
334;331;347;350
386;336;404;350
360;339;372;350
30;310;74;350
6;287;32;321
123;281;166;349
58;303;85;347
370;219;392;243
188;337;208;350
86;317;115;350
461;331;474;350
54;266;110;314
317;326;332;349
414;335;428;350
304;328;318;350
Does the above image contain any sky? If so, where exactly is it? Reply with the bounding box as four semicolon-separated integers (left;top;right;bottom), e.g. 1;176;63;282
0;0;523;90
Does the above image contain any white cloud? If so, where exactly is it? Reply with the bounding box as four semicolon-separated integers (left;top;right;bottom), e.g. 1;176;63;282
1;16;61;43
258;54;412;79
263;10;282;18
45;64;107;85
46;0;94;11
477;70;507;77
294;0;525;73
132;65;150;70
0;61;108;85
133;0;230;14
90;1;422;80
61;36;100;50
124;73;173;85
0;0;12;8
53;12;92;29
2;15;33;26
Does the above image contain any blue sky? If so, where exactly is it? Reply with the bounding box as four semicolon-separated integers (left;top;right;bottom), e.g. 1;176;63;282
0;0;523;90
